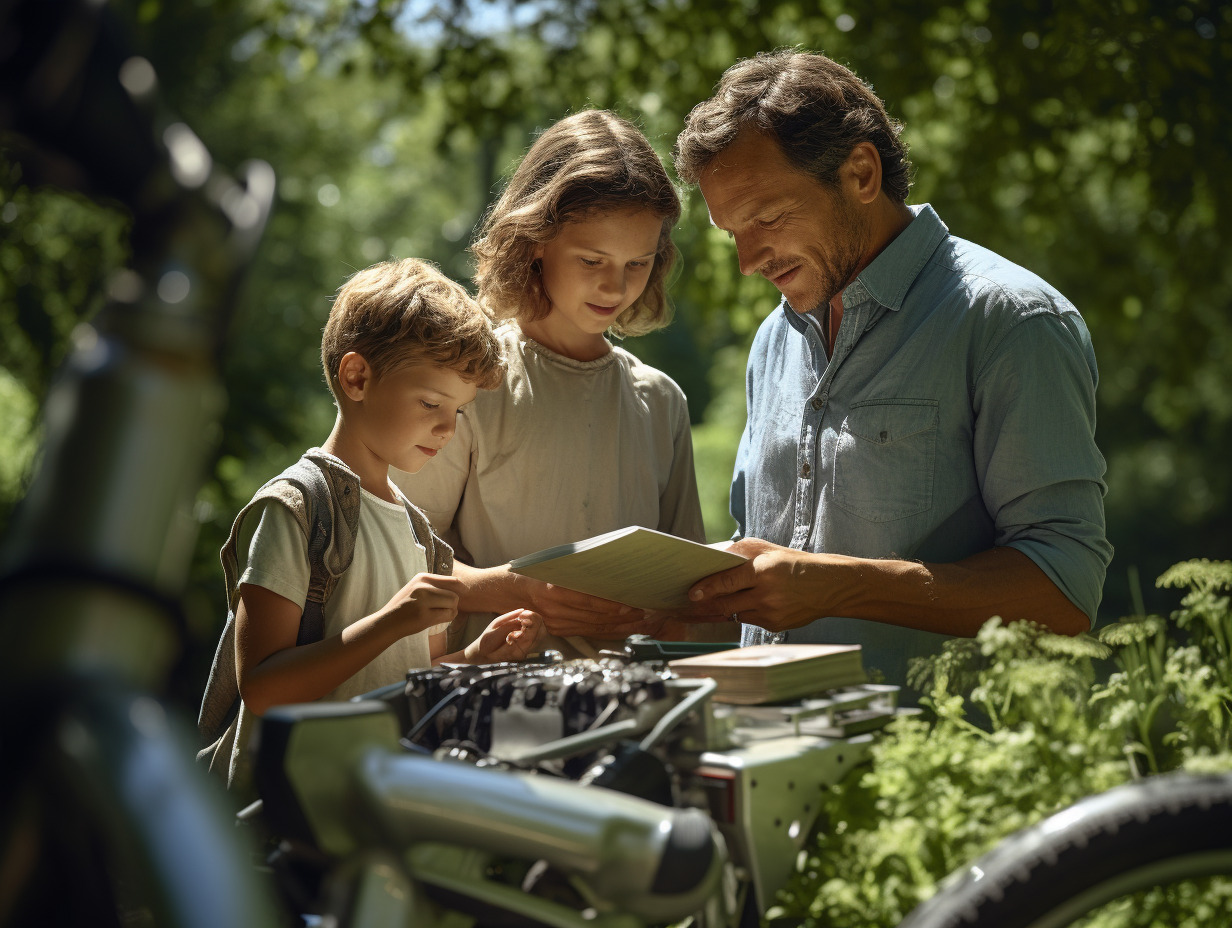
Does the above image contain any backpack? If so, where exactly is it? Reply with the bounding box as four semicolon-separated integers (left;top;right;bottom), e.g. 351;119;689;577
196;448;452;784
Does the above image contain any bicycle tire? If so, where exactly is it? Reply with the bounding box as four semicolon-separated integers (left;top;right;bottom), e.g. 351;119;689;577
898;771;1232;928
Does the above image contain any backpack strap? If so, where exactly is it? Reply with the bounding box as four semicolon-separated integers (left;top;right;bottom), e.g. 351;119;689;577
293;450;360;645
401;491;459;649
402;496;454;576
197;450;361;767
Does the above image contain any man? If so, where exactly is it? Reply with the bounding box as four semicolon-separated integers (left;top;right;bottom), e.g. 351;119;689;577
674;49;1112;695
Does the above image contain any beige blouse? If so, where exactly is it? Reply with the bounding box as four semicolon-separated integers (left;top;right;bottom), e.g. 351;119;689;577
393;322;705;657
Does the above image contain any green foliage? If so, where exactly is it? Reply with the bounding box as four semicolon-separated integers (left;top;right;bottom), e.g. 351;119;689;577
1092;559;1232;775
772;560;1232;927
0;160;131;399
690;343;749;541
0;368;38;523
0;157;131;529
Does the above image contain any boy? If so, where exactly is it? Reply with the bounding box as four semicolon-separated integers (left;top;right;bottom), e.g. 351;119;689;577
200;258;543;795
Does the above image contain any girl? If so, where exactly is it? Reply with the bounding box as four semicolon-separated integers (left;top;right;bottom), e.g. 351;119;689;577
394;109;719;657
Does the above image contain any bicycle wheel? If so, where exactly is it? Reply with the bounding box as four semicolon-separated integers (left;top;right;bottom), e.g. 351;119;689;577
898;771;1232;928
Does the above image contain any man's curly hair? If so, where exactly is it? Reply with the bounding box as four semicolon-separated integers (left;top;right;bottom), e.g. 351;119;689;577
674;48;912;202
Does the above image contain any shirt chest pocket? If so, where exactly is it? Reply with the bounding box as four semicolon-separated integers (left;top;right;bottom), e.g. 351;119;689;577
833;399;938;523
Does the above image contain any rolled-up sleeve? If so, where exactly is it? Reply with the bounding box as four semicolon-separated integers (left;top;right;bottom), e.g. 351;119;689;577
974;309;1113;623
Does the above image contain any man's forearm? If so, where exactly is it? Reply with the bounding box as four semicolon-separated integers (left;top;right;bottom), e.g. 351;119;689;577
821;545;1089;637
691;539;1090;638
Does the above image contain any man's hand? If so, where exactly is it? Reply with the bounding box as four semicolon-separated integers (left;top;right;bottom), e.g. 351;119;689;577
686;538;828;633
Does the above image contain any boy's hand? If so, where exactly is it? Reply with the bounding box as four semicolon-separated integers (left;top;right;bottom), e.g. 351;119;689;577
383;572;462;635
464;608;545;663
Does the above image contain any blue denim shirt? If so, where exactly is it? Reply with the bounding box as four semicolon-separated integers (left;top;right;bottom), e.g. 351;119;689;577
735;205;1112;693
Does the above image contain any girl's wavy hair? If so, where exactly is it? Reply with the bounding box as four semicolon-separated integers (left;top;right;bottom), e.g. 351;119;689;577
471;109;681;337
674;48;912;202
322;258;506;403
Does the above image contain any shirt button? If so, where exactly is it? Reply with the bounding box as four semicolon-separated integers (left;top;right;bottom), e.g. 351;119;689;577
811;396;824;410
801;463;811;478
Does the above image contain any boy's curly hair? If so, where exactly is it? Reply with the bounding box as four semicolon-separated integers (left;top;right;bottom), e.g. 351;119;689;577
321;258;506;401
471;109;681;337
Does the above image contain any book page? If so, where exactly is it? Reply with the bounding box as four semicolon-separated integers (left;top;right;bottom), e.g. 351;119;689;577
510;527;746;610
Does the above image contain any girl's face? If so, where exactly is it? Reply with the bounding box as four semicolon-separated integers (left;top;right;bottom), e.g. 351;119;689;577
529;206;662;359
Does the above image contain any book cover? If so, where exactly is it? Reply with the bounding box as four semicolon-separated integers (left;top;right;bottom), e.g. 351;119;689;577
508;525;746;611
669;643;866;704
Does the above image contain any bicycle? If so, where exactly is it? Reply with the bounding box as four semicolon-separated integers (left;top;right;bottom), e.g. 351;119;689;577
898;768;1232;928
0;0;282;924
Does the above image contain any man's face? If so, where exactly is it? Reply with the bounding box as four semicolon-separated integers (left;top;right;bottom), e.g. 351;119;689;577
698;129;871;316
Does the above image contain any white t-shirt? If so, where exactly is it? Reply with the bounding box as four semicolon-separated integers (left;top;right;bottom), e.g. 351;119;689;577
238;482;446;700
393;322;705;657
223;478;448;799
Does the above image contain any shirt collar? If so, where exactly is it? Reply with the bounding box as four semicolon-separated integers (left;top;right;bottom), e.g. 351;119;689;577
780;203;949;337
844;203;948;312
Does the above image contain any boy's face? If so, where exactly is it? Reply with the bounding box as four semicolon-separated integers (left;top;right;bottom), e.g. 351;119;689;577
354;361;477;475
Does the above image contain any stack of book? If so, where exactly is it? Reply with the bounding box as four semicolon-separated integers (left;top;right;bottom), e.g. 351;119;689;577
668;643;866;704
